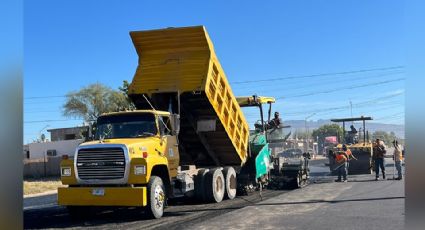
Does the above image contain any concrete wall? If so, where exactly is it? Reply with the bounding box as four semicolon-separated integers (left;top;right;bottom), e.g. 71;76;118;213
28;139;83;159
23;156;62;178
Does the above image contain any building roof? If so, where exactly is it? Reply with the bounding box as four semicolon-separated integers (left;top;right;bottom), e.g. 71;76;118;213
47;126;88;132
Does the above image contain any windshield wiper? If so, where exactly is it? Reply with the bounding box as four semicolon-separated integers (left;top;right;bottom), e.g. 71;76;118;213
135;132;155;137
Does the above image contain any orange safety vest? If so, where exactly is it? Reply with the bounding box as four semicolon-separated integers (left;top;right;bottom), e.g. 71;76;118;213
345;149;352;159
336;154;347;164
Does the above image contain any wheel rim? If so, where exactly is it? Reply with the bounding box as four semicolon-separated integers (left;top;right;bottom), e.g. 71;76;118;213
154;185;165;209
229;174;236;192
215;175;223;193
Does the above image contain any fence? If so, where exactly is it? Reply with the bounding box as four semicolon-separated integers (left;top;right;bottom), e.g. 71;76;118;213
23;156;63;179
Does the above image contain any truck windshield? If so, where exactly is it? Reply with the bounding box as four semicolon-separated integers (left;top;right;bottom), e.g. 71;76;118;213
95;113;157;139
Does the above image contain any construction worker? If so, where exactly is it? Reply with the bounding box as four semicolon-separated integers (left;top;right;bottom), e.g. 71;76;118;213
348;125;358;143
334;151;348;182
267;111;282;129
342;144;352;169
342;144;352;158
392;140;403;180
373;138;387;180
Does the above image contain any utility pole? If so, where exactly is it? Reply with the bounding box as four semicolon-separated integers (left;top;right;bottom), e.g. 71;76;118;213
350;100;353;125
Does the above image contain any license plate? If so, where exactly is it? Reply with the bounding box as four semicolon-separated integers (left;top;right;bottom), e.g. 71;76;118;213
92;188;105;196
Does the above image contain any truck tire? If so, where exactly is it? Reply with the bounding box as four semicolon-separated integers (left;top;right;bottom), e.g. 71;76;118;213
205;168;225;203
146;176;165;219
223;167;237;200
194;169;209;201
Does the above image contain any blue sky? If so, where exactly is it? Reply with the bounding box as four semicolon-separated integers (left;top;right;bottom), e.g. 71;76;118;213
24;0;405;143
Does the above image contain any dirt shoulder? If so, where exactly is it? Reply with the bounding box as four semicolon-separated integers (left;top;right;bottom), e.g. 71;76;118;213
24;177;63;196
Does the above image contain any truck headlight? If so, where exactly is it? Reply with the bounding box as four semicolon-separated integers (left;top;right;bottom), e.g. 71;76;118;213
134;165;146;175
61;167;71;177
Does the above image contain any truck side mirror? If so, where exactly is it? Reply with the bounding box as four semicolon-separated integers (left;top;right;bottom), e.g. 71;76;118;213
170;114;180;136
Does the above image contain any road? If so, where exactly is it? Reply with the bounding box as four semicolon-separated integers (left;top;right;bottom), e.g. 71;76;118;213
190;159;405;230
24;157;404;229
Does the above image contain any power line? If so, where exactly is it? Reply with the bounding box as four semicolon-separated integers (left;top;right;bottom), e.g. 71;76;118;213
242;96;403;118
24;99;65;104
233;70;404;91
231;66;404;84
24;95;66;100
25;110;62;114
23;67;404;100
280;91;404;115
375;112;405;120
279;78;404;99
24;119;84;124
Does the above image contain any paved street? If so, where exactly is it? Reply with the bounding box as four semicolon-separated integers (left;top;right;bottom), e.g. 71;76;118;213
24;158;405;229
190;165;405;229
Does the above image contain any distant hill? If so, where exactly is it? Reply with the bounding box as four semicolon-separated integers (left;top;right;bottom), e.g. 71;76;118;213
284;119;405;139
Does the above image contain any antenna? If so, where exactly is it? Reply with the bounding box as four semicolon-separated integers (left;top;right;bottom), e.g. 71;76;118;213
142;94;171;134
142;94;156;111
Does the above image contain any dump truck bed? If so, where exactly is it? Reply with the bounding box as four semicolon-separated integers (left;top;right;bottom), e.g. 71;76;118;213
128;26;249;167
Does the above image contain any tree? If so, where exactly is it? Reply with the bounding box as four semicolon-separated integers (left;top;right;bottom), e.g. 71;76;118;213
371;130;398;146
63;83;131;122
118;80;131;95
118;80;136;109
311;124;344;153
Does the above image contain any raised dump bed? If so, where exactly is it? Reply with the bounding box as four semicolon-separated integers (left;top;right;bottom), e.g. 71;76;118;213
128;26;249;167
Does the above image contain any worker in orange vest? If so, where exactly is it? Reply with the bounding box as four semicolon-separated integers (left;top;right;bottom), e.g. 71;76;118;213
343;145;352;159
335;151;348;182
342;144;353;169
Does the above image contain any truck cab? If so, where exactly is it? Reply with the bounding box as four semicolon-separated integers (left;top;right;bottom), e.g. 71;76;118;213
58;110;180;218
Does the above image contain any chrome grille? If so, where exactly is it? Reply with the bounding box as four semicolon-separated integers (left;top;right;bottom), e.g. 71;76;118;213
76;147;126;180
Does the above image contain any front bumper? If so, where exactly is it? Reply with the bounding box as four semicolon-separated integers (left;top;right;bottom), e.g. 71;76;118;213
58;186;147;207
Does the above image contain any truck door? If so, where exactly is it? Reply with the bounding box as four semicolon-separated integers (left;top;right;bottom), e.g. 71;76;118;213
159;116;180;178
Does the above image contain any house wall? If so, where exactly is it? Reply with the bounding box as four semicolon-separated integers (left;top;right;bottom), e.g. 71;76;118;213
28;139;84;159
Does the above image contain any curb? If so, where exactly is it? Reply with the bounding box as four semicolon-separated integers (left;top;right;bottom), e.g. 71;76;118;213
24;189;58;198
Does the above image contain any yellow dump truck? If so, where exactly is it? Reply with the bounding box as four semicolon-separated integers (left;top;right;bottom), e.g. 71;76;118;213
58;26;272;219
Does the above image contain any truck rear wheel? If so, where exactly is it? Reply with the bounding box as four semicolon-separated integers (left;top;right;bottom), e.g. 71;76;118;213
194;169;209;201
223;167;237;200
146;176;165;219
205;168;225;203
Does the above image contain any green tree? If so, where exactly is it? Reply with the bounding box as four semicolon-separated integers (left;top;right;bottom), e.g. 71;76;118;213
118;80;131;95
118;80;136;109
311;124;344;153
371;130;398;146
63;83;131;122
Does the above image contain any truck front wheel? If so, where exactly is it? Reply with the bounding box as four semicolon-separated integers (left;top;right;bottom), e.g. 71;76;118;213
146;176;165;219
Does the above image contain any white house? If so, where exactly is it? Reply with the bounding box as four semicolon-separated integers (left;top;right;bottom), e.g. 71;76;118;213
27;139;84;159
